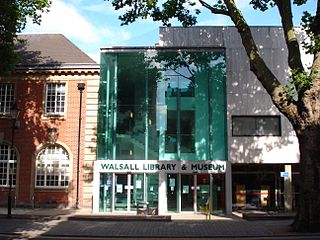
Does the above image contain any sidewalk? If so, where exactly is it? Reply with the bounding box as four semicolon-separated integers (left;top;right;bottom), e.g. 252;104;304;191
0;207;238;221
0;206;296;221
0;207;318;239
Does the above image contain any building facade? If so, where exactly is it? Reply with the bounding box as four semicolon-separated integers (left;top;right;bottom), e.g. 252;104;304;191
94;47;230;214
0;27;301;213
0;34;99;208
93;26;300;214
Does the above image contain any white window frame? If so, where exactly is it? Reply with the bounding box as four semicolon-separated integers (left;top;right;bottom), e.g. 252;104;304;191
44;83;66;116
0;83;15;115
35;144;70;189
0;144;17;187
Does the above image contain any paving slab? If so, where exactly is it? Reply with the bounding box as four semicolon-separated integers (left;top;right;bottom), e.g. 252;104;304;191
0;208;319;239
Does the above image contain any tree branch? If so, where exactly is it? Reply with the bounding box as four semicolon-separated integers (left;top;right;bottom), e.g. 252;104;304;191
199;0;229;16
274;0;304;73
223;0;299;123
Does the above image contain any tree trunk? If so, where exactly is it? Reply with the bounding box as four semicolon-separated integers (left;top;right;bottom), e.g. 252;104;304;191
293;126;320;231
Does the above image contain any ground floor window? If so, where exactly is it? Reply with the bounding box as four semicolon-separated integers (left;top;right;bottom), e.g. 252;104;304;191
232;164;300;210
35;144;70;188
167;173;225;213
99;173;159;212
99;172;225;214
0;144;17;187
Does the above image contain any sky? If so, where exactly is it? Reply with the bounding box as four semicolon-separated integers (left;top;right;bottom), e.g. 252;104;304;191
22;0;316;63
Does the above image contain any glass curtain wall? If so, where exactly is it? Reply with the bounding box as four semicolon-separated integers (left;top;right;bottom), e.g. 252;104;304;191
97;49;227;161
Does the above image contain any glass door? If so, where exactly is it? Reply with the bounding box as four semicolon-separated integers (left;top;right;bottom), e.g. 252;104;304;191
99;173;113;212
181;174;194;211
130;174;144;210
146;174;159;208
197;174;210;212
167;174;178;212
114;174;128;211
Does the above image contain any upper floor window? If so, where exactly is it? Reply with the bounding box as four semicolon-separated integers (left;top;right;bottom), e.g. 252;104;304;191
35;144;70;188
0;83;15;115
45;83;66;116
232;116;281;136
0;144;17;187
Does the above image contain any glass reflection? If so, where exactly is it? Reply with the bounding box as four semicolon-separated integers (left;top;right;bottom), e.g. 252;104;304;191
97;50;227;161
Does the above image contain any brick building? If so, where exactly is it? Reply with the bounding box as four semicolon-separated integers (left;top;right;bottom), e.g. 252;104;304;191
0;34;99;208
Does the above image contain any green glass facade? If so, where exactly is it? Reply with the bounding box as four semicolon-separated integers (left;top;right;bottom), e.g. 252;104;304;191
97;49;227;161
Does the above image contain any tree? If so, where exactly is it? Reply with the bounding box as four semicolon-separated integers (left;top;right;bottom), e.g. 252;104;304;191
106;0;320;231
0;0;51;75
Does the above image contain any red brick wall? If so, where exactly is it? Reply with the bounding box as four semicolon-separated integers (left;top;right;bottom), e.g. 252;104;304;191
34;190;68;207
0;76;88;208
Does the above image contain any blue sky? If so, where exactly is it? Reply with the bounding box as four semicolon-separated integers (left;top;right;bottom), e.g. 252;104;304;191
23;0;316;63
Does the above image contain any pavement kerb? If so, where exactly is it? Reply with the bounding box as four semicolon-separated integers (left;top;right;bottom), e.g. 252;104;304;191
41;233;320;239
0;207;298;222
0;207;240;221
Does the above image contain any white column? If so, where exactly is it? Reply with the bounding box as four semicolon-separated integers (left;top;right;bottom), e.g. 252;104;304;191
158;172;167;215
225;161;232;215
284;164;293;211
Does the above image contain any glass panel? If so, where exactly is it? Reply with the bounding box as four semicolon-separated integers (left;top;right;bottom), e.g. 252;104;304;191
131;174;144;209
36;145;69;188
197;174;210;212
45;83;65;115
148;107;159;160
179;75;194;97
116;137;134;160
97;50;227;161
146;174;158;208
232;116;281;136
166;76;179;97
180;111;195;153
166;110;177;153
115;174;128;211
232;116;256;136
0;83;15;114
257;117;281;136
167;174;178;212
99;173;113;212
117;105;135;134
181;174;194;211
208;53;227;160
211;174;225;213
115;53;148;160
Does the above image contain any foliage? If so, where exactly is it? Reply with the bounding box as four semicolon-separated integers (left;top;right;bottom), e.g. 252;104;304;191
106;0;200;26
301;11;320;54
0;0;51;75
285;69;314;101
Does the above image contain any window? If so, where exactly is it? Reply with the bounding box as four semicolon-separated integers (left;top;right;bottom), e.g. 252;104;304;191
0;144;17;187
0;83;15;115
35;145;70;188
232;116;281;136
45;83;66;115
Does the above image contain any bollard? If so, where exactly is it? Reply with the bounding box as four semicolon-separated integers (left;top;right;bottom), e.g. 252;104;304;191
205;197;212;221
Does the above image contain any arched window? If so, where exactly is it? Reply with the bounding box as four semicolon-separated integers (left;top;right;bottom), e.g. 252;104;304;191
0;144;17;187
36;144;70;188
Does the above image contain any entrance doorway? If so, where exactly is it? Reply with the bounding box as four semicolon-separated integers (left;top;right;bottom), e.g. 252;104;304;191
114;173;145;211
197;174;210;212
114;174;128;211
167;174;178;212
181;174;194;211
167;173;214;213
